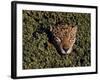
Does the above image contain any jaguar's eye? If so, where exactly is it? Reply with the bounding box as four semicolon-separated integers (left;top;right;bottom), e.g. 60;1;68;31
55;37;61;42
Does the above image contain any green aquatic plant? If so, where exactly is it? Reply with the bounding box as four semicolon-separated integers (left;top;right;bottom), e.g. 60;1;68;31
23;10;91;69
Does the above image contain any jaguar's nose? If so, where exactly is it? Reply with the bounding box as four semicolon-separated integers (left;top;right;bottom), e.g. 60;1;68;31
63;48;69;52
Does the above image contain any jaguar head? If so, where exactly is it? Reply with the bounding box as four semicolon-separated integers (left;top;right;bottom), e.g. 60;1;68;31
50;24;77;54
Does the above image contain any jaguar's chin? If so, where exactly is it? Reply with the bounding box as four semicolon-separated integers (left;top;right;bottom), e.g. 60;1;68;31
66;47;72;54
60;49;66;54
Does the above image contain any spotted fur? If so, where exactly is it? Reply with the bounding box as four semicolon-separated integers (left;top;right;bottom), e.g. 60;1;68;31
50;24;77;54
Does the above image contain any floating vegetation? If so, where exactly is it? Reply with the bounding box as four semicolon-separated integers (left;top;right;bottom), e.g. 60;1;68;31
23;10;91;69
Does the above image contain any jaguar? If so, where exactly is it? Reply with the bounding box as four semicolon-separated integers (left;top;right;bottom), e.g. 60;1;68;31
50;23;77;54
